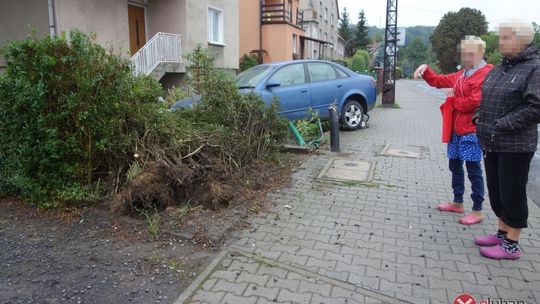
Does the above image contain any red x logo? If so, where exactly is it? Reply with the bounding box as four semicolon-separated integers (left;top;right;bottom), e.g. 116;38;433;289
454;294;476;304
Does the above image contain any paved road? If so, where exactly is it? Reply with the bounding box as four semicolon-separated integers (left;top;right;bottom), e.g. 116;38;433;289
176;80;540;304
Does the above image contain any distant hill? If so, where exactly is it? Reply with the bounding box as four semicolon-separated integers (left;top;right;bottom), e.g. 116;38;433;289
403;26;435;46
367;26;384;41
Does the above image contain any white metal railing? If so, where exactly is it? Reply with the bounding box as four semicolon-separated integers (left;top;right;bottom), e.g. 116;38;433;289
130;32;182;76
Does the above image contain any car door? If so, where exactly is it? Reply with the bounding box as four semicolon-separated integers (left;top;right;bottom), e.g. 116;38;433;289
307;62;345;118
260;63;311;121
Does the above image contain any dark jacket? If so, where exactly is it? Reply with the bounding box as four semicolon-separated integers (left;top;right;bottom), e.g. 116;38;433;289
477;43;540;152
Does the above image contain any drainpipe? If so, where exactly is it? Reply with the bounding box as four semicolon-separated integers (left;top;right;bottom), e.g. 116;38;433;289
259;0;263;63
48;0;57;37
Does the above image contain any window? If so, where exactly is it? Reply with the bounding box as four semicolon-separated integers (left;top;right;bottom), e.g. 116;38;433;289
335;67;349;78
269;64;306;87
331;14;334;25
208;7;223;44
325;7;328;20
288;0;293;22
293;34;298;55
325;33;328;42
308;63;337;82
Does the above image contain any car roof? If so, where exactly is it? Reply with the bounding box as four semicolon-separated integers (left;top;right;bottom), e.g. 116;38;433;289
266;60;336;67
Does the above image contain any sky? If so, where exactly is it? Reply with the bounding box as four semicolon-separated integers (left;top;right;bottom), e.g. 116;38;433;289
339;0;540;29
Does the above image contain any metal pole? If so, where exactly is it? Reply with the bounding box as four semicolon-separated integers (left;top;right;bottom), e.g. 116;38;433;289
328;103;340;152
259;0;264;64
382;0;398;105
288;121;307;146
48;0;57;38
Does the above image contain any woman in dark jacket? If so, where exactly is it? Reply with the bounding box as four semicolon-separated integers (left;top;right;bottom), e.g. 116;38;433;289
475;22;540;260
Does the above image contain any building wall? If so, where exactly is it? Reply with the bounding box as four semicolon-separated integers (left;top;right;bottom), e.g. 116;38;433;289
238;0;260;58
299;0;340;60
147;0;186;36
0;0;50;71
56;0;239;70
262;24;304;63
303;22;319;59
335;37;345;60
240;0;305;63
147;0;240;70
54;0;130;56
1;0;239;75
147;0;187;72
185;0;239;70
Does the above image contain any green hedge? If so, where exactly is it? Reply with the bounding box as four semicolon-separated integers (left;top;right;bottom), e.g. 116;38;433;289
0;33;287;209
0;30;163;207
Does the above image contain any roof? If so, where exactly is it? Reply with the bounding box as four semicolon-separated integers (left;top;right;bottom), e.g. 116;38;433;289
300;35;333;45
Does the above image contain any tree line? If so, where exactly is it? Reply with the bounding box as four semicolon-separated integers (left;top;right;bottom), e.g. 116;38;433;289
338;7;540;77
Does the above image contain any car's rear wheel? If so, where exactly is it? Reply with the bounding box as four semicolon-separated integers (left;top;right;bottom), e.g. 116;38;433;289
340;100;364;130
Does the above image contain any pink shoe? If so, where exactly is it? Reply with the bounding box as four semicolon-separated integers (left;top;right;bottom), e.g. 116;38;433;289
480;244;521;260
459;214;483;225
436;203;464;213
474;234;504;246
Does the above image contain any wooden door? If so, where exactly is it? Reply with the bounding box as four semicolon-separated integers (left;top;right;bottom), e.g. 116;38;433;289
128;5;146;55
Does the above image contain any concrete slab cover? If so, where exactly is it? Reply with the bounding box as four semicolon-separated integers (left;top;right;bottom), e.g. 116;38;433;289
380;144;425;159
317;158;375;183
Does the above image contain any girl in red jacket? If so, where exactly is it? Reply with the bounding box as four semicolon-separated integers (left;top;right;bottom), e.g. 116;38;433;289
414;36;493;225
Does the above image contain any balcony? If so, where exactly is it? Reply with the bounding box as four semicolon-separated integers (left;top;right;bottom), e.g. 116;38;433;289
261;3;304;28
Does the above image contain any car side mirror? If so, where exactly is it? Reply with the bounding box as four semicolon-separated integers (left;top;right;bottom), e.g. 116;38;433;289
266;80;281;88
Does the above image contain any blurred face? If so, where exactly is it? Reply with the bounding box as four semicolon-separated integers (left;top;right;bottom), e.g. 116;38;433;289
499;27;527;58
460;44;484;69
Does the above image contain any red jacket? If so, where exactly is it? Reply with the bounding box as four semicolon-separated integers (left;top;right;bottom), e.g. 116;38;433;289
422;65;493;142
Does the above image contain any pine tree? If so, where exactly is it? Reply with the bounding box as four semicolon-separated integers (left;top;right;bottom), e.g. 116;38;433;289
339;8;354;57
354;10;370;50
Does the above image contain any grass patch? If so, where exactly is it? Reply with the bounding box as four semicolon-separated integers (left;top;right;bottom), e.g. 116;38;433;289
169;201;201;226
138;208;161;239
340;180;402;189
340;181;379;188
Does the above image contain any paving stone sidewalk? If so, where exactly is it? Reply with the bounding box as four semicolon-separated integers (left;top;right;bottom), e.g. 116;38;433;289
176;80;540;304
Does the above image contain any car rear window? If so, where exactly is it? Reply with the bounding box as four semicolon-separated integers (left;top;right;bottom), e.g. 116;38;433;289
307;63;338;82
334;66;349;78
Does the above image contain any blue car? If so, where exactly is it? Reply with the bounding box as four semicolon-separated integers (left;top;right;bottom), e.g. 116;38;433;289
236;60;377;130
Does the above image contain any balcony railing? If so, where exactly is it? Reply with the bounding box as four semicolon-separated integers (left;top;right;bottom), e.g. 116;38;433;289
261;3;303;27
297;8;304;26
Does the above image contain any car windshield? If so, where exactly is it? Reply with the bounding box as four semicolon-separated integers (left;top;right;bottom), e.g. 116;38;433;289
236;65;272;88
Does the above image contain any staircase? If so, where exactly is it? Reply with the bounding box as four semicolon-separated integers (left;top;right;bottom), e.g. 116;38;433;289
130;32;183;80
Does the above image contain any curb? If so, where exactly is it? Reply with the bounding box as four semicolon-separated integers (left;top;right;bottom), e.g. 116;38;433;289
173;245;413;304
173;249;230;304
